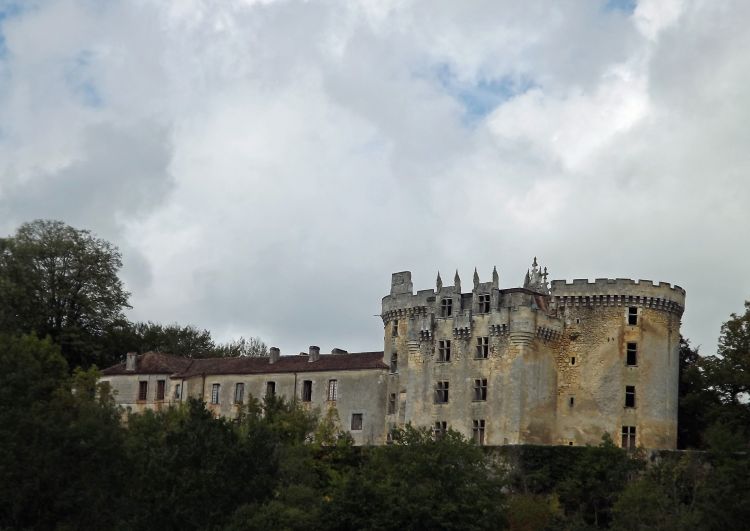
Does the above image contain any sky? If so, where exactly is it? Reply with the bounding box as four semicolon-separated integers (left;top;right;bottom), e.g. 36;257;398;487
1;0;748;356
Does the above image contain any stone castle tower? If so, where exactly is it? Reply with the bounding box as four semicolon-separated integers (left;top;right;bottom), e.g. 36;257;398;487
381;259;685;449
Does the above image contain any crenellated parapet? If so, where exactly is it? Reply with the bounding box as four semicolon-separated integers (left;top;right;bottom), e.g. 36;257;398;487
550;278;685;316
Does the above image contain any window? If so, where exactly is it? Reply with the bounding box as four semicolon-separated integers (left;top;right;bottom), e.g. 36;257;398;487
435;381;449;404
351;413;363;431
174;384;181;400
266;381;276;398
473;378;487;401
628;307;638;325
234;383;245;404
388;393;397;414
473;419;486;445
390;352;398;373
211;383;220;404
622;426;636;450
437;340;451;362
327;379;338;401
625;385;636;408
156;379;165;400
569;396;575;407
570;356;576;366
302;380;312;402
626;342;637;366
434;421;447;440
478;294;491;313
392;319;399;337
476;337;489;359
440;298;453;317
138;381;148;401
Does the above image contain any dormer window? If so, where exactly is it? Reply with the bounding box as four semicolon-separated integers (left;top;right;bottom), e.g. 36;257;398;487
440;298;453;317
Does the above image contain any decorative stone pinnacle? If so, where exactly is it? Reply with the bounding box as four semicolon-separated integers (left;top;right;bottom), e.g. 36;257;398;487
492;266;499;289
454;270;461;293
436;271;443;292
473;267;480;289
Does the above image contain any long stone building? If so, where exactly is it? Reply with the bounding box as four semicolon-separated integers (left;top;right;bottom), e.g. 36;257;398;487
101;259;686;449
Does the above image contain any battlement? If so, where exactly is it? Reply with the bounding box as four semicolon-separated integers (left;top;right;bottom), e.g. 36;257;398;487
551;278;685;299
550;278;685;316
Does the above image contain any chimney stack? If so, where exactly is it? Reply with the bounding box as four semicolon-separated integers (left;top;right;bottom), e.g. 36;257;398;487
308;345;320;362
125;352;137;371
269;347;280;364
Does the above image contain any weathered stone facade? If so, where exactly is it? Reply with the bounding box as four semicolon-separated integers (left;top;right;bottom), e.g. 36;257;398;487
382;260;685;449
101;259;685;449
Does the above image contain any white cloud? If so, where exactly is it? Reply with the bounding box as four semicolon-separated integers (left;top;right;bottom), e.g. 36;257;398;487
1;0;749;355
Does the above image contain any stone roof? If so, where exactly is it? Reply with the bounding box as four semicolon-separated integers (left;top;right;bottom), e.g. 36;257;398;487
101;351;387;378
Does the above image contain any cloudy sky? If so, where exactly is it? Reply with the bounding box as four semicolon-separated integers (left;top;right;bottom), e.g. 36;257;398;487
1;0;748;356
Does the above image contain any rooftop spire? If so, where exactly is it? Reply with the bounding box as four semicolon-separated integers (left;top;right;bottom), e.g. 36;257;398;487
436;271;443;292
492;266;499;289
473;267;480;290
454;270;461;294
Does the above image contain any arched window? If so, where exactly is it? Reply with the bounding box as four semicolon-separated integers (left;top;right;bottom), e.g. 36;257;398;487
390;353;398;374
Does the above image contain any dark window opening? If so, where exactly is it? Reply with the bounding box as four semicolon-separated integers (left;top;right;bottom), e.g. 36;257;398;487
628;307;638;325
478;294;491;313
392;319;399;337
438;340;451;362
569;396;575;407
174;384;181;400
570;356;576;365
440;298;453;317
476;337;489;359
434;421;447;439
388;393;397;414
327;379;338;401
351;413;363;431
390;352;398;373
156;379;165;401
234;383;245;404
625;385;636;408
622;425;636;450
435;381;449;404
474;378;488;401
266;381;276;398
627;342;637;366
473;419;485;445
138;381;148;401
568;441;574;446
211;383;220;404
302;380;312;402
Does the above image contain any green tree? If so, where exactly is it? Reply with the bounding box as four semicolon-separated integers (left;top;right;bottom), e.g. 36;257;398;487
0;220;130;369
0;334;128;530
325;425;508;530
102;320;268;360
678;337;722;449
556;434;644;528
701;302;750;444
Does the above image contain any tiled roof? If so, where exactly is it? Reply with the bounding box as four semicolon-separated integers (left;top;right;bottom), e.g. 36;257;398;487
100;351;193;376
101;351;387;378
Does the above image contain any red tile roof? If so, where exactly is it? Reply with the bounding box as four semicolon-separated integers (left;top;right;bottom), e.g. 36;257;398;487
101;351;387;378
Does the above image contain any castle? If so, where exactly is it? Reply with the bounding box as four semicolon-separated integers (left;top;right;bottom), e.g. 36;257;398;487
101;259;686;449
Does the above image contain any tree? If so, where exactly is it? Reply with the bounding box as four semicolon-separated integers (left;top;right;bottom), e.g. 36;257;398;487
0;220;130;369
705;301;750;405
102;320;269;360
677;337;722;449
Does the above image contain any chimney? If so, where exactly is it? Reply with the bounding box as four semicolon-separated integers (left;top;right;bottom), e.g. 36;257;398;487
331;348;348;354
125;352;137;371
269;347;280;364
308;345;320;362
